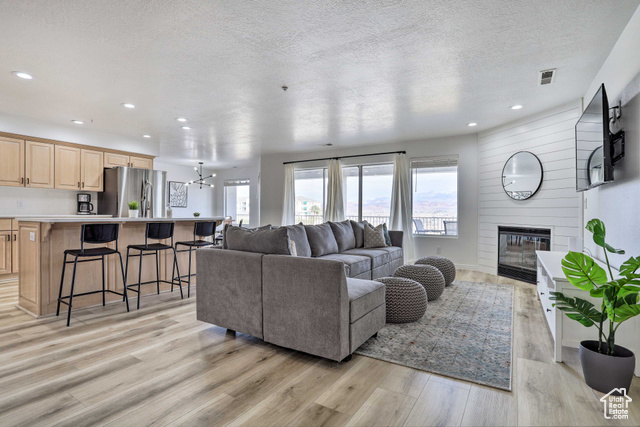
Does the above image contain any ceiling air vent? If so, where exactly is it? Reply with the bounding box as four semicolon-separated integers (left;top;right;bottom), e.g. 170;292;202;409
539;69;556;86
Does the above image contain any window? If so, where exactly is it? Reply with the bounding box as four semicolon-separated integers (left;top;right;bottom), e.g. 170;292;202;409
224;179;250;225
342;163;394;226
411;156;458;236
294;168;327;225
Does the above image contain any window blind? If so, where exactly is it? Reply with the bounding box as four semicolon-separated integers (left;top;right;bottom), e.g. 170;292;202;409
411;155;458;171
223;179;250;187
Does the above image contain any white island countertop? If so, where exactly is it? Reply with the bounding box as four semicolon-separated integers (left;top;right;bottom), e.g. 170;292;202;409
15;216;224;223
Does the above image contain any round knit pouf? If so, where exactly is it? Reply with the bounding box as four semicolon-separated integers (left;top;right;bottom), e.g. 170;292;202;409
375;277;427;323
394;264;445;301
415;256;456;287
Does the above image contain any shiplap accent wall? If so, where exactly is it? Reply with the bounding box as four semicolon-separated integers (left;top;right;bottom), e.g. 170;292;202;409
477;101;582;274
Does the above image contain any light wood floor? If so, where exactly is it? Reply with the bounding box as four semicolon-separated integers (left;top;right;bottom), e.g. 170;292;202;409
0;271;638;427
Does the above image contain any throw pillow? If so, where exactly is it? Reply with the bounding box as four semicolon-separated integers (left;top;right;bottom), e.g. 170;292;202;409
329;220;356;252
363;223;387;248
350;220;365;248
304;223;339;257
283;223;312;257
382;223;392;246
225;225;291;254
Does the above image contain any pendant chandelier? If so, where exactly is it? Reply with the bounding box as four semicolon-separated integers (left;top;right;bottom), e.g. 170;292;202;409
186;162;216;189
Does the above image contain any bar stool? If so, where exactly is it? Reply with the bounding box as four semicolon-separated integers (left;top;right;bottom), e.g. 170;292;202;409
173;221;216;298
124;222;183;309
56;223;129;326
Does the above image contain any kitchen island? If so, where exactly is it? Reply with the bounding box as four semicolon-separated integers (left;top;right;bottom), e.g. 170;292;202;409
17;217;223;317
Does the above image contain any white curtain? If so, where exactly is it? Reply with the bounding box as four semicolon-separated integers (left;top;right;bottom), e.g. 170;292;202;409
390;153;415;261
281;164;296;225
324;159;345;222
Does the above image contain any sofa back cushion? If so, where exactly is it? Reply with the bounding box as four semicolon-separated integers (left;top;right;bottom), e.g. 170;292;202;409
329;220;356;252
225;225;291;255
364;223;388;248
223;224;271;249
283;224;312;257
304;223;339;257
350;220;365;248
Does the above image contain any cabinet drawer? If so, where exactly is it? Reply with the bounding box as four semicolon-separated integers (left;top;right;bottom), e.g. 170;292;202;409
0;219;11;231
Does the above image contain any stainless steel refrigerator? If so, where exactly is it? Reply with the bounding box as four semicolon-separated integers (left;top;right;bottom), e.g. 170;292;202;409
99;167;167;218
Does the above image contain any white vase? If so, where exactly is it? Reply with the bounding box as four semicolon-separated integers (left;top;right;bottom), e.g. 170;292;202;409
128;209;139;218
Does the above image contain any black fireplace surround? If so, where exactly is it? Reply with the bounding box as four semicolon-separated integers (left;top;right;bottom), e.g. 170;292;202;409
497;226;551;283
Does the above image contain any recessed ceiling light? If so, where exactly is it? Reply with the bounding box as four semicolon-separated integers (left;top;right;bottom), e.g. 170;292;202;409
12;71;33;80
71;120;84;125
467;122;478;127
176;117;187;122
142;134;151;138
510;105;523;110
181;126;191;130
122;103;136;109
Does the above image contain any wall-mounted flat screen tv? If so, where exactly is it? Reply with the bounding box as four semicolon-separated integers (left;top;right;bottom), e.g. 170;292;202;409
575;84;612;191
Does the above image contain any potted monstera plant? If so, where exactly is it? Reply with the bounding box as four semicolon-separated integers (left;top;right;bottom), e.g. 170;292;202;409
550;219;640;394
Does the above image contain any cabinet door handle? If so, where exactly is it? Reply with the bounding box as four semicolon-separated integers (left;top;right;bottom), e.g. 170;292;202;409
546;308;551;312
78;182;80;188
540;292;544;295
13;234;16;241
6;235;9;241
82;182;84;188
26;177;29;185
21;177;24;184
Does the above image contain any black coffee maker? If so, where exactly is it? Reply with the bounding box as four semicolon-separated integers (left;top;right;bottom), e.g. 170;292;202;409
77;193;94;215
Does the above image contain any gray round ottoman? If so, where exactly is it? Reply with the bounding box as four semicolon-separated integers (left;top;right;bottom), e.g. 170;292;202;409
394;264;445;301
375;277;427;323
415;256;456;287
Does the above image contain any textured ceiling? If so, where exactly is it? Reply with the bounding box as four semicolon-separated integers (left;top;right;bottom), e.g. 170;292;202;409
0;0;638;167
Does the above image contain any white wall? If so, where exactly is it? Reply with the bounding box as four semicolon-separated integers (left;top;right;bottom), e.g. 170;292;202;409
211;158;261;227
0;187;96;216
260;135;479;267
477;101;583;274
153;160;216;218
582;7;640;268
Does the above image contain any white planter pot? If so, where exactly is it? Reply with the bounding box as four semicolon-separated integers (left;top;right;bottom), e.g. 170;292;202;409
128;209;139;218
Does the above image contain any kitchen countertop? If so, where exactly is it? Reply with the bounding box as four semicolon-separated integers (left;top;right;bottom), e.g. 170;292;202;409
14;216;224;223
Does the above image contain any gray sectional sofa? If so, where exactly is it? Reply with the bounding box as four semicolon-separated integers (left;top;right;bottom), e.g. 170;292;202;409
196;220;404;361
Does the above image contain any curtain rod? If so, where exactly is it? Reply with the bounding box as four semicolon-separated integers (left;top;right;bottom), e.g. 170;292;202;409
283;150;406;165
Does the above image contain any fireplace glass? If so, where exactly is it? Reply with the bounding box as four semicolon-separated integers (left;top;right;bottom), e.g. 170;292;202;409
498;226;550;283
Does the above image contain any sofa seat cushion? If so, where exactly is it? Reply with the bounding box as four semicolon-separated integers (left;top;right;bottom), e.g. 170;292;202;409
317;253;371;278
342;248;391;269
376;246;403;262
347;278;385;323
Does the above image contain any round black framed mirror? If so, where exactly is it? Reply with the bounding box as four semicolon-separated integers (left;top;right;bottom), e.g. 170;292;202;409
501;151;543;200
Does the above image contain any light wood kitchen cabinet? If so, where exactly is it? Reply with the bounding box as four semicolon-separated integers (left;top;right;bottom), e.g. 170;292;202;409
103;152;130;168
25;140;54;189
0;231;11;275
130;156;153;169
81;149;104;191
11;231;18;273
0;137;25;187
54;145;81;190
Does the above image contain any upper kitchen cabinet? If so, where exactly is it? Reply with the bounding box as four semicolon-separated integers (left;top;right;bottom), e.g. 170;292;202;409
130;156;153;169
54;145;81;190
25;140;54;189
0;137;25;187
104;152;130;168
80;149;104;191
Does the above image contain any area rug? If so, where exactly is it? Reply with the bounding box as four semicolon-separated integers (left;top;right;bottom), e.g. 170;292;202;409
355;280;514;391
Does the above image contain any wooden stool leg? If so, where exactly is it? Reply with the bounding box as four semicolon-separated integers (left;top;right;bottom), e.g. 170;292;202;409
56;253;68;317
66;257;79;327
118;251;130;312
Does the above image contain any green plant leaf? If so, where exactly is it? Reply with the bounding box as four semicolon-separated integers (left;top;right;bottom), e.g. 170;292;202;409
610;294;640;322
586;218;606;239
620;256;640;276
549;292;603;327
561;251;608;290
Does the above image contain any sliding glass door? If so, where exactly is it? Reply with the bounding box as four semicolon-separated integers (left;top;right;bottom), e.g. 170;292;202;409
294;168;327;225
343;163;393;225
